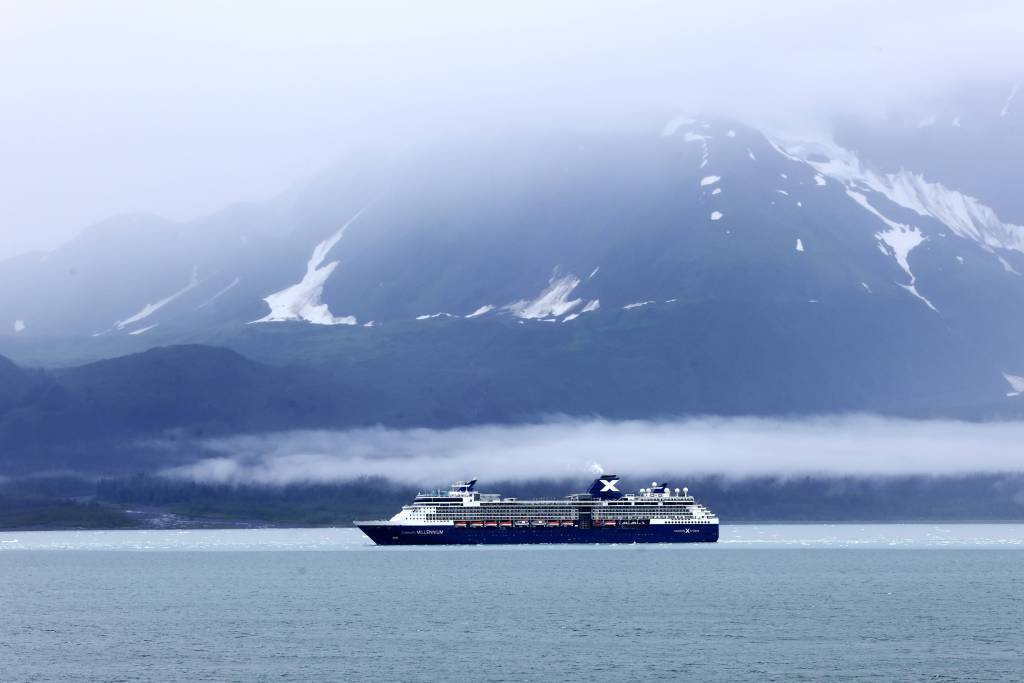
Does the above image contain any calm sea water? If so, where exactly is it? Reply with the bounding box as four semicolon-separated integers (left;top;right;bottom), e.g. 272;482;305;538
2;525;1022;682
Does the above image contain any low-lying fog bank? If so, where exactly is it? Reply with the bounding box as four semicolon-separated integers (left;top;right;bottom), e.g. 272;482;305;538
166;416;1024;485
5;416;1023;529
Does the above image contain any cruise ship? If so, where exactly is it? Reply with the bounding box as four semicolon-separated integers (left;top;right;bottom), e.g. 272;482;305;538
355;476;719;545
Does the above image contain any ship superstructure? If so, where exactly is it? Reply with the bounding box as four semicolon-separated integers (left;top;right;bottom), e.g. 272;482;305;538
355;476;719;545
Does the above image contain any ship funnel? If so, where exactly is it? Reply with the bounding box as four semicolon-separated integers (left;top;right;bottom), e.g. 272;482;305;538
588;475;623;500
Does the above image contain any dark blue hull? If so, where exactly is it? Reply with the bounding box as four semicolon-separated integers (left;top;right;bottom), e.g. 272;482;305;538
356;524;719;545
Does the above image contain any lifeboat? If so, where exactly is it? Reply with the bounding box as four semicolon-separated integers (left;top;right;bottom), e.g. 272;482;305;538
546;521;561;527
514;520;529;526
454;520;468;527
499;521;512;527
532;520;545;526
561;521;574;527
484;521;498;527
605;520;617;526
593;520;604;526
470;521;483;527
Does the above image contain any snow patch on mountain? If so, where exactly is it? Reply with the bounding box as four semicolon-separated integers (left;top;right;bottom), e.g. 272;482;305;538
196;276;241;309
711;188;722;196
1004;372;1024;397
623;301;654;310
466;305;495;319
786;138;1024;254
814;174;827;186
661;115;695;137
13;320;25;333
416;312;455;320
748;149;756;161
700;175;721;187
846;190;935;311
129;323;159;336
589;266;600;279
878;226;927;281
670;124;711;168
1000;82;1020;117
996;255;1020;276
253;207;366;326
795;239;804;252
710;211;723;221
564;299;601;322
115;265;200;330
507;274;582;319
767;139;800;162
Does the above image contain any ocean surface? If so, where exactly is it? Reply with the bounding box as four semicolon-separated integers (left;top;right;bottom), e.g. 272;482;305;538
2;525;1022;682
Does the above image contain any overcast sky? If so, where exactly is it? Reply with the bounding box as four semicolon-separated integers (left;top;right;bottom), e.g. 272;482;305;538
1;1;1022;260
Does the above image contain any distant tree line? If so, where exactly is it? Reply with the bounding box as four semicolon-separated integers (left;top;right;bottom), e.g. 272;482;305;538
96;472;1024;524
95;474;418;526
3;472;1023;529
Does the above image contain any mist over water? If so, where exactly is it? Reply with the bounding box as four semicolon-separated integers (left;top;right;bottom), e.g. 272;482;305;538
165;415;1024;485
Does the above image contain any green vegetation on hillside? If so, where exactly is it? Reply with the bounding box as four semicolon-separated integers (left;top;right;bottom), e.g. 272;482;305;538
97;474;415;526
0;494;138;530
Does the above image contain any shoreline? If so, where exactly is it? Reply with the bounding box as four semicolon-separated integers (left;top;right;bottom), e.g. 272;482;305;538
6;519;1024;533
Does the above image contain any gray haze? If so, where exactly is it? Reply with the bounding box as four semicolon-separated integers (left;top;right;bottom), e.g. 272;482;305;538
2;1;1023;260
165;416;1024;486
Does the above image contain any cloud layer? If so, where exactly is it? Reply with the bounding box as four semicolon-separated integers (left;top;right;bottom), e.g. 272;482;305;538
165;416;1024;486
3;1;1024;258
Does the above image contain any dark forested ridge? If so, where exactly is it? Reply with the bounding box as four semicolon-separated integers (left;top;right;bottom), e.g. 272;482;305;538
93;474;1024;524
2;330;1022;479
4;473;1023;530
0;345;391;475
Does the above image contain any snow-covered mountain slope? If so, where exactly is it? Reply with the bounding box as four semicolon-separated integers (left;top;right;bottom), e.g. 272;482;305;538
253;207;368;325
1;118;1022;414
784;136;1024;255
834;79;1024;225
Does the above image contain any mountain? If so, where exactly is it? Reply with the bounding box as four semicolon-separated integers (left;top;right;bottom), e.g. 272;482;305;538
1;114;1023;474
0;345;394;475
0;353;52;413
834;80;1024;223
2;335;1021;476
3;116;1022;342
